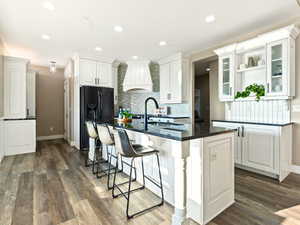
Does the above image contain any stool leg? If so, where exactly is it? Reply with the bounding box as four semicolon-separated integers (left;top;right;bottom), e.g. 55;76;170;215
120;155;124;172
126;158;135;219
107;145;113;189
92;143;99;175
156;152;164;204
112;154;119;198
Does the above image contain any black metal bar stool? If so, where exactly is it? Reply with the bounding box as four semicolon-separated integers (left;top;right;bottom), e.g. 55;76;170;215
96;124;137;189
112;128;164;219
85;121;103;174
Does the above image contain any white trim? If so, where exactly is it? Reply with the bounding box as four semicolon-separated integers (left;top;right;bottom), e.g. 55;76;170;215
70;141;76;147
290;165;300;175
37;134;64;141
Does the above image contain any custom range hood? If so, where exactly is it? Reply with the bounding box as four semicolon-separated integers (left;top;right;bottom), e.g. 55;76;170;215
123;60;153;92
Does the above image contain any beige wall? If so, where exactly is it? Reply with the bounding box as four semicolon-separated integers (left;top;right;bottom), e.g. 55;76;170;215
30;65;65;137
190;17;300;165
209;61;225;121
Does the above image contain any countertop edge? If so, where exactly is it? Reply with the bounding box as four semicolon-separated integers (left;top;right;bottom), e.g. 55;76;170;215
212;120;294;127
110;123;236;141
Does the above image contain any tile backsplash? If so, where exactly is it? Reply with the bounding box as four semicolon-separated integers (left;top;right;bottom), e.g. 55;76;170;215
117;63;190;116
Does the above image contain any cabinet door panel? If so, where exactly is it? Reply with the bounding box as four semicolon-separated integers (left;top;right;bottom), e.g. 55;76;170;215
218;55;234;101
79;59;97;85
212;122;242;164
169;60;182;103
4;59;27;118
97;62;112;87
4;120;36;155
159;63;170;103
203;136;234;221
266;39;288;97
242;126;279;173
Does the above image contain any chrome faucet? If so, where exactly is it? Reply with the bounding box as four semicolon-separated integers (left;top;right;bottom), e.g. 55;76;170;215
144;97;159;130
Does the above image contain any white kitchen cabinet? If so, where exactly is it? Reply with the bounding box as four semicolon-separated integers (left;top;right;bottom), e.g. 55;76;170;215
97;62;113;87
4;56;28;119
218;54;235;101
159;53;189;104
79;59;97;86
77;58;113;87
242;125;279;174
265;38;296;98
212;121;292;182
214;24;299;102
212;121;242;164
202;134;234;223
26;70;36;117
4;119;36;155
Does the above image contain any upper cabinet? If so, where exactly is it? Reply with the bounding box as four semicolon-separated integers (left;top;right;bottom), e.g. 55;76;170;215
4;56;28;119
214;24;299;102
218;53;235;101
158;53;189;104
79;59;97;86
73;55;114;88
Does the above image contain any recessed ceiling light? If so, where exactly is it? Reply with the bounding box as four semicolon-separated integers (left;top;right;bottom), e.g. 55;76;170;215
95;47;102;51
114;25;123;32
41;34;51;40
205;14;216;23
132;56;138;60
206;68;211;72
159;41;167;46
43;1;55;11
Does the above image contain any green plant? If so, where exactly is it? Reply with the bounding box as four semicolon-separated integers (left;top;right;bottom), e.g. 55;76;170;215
235;84;265;101
121;111;133;119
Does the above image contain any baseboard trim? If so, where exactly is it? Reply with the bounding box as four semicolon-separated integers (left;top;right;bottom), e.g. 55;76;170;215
290;165;300;175
37;134;64;141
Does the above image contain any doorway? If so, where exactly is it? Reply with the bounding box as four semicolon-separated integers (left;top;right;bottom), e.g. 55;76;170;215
64;79;70;143
193;56;218;125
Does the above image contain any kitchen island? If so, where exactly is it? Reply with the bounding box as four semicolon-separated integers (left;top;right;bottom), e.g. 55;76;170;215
104;120;235;225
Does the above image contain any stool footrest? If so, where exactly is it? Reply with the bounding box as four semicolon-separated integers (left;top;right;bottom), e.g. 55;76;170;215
113;184;145;200
144;175;162;188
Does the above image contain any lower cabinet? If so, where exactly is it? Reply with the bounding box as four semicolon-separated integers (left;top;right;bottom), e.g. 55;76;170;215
212;121;292;182
242;126;279;174
4;119;36;156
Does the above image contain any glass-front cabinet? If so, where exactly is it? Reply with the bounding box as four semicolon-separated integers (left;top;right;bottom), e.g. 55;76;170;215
218;54;235;101
266;39;288;97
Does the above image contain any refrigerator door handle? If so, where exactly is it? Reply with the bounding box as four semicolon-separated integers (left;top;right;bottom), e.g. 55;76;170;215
98;90;102;120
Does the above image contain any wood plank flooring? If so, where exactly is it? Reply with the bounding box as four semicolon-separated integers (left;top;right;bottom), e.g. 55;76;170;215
1;139;300;225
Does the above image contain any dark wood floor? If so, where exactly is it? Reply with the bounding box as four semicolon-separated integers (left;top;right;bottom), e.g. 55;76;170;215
1;140;300;225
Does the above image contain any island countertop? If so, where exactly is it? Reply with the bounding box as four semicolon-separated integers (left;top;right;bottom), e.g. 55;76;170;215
105;119;235;141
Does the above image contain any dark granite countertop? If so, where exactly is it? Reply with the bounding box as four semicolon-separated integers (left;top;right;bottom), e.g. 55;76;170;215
105;119;235;141
115;114;190;119
4;117;36;121
212;120;294;127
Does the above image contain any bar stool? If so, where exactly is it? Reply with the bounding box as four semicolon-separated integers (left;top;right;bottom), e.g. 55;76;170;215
96;124;137;189
85;121;101;174
112;128;164;219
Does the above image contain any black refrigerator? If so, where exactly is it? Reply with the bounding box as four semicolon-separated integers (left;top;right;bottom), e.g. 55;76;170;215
80;86;114;150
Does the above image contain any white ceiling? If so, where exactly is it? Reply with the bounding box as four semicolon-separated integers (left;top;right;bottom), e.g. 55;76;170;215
0;0;299;67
